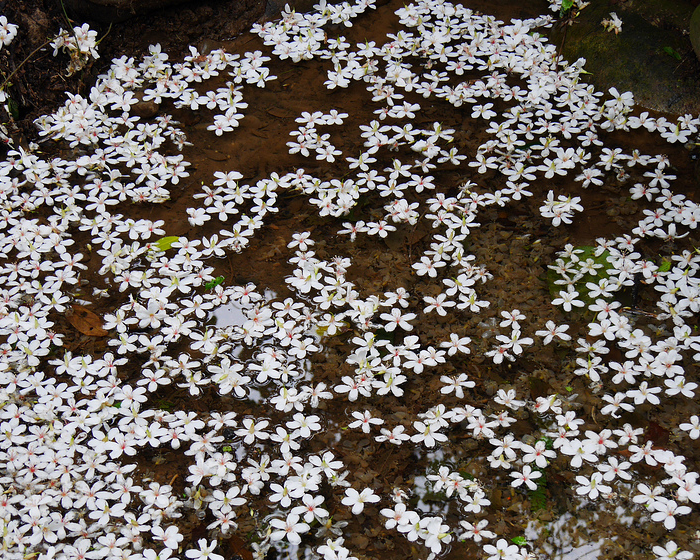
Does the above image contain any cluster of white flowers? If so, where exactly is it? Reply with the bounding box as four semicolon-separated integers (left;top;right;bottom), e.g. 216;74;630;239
0;16;20;112
50;24;100;75
602;12;623;35
0;0;699;560
539;190;583;226
0;16;19;51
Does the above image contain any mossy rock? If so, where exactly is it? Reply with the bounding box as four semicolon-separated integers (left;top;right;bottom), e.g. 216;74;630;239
691;5;700;61
547;245;612;307
550;0;700;115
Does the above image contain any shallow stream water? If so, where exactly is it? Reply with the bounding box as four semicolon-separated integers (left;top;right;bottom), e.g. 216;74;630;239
1;1;700;560
117;1;700;554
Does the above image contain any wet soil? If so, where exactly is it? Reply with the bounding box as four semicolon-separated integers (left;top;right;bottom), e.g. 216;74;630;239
1;0;266;137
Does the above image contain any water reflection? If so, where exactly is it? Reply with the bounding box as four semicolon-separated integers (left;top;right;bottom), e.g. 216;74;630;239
526;513;605;560
212;287;277;328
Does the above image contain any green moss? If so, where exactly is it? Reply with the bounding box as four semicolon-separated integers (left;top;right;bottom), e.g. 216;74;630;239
528;468;548;512
547;245;612;307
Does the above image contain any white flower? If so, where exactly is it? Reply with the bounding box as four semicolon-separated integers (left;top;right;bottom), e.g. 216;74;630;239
380;502;418;529
185;539;224;560
650;498;691;530
560;438;598;468
287;413;321;438
493;388;526;410
439;373;475;398
521;440;556;468
680;415;700;439
439;333;471;355
0;16;19;48
629;441;659;466
510;465;542;491
234;418;270;444
375;425;411;445
412;255;445;277
601;12;623;34
341;487;380;515
575;472;611;500
483;538;525;560
597;457;632;481
411;421;447;447
419;516;452;554
380;307;416;332
653;541;693;560
499;309;525;328
270;513;310;545
152;526;184;550
423;293;455;315
496;326;534;355
633;483;665;507
535;321;571;344
601;392;635;417
626;381;661;405
291;493;329;523
348;410;384;433
485;344;514;364
613;423;644;446
458;519;496;543
552;286;584;312
490;434;522;462
665;376;697;398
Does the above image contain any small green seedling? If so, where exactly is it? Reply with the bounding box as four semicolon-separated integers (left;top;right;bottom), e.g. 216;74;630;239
662;46;682;61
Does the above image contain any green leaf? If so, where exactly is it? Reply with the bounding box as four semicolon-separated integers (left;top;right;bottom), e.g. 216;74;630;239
560;0;574;15
7;97;19;120
154;236;180;251
512;536;528;547
662;46;682;61
205;276;225;290
658;259;672;272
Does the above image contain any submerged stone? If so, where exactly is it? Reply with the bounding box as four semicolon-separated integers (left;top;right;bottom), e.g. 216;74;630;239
550;0;700;115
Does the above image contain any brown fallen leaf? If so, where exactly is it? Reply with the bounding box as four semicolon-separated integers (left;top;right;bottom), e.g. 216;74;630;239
67;305;109;337
224;535;253;560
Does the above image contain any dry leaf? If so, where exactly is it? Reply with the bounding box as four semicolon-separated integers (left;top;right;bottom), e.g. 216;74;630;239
67;305;109;337
227;535;253;560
